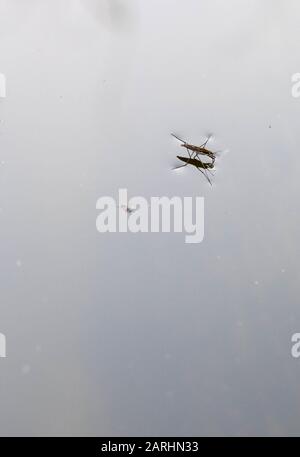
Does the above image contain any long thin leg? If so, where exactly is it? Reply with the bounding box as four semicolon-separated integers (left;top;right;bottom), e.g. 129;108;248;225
196;166;212;185
171;133;186;144
200;135;212;148
185;146;196;164
194;156;213;185
172;163;188;170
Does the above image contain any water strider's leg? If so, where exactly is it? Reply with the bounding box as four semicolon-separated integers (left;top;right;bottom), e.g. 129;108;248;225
196;166;212;185
184;146;196;164
194;157;213;185
172;163;188;170
171;133;186;143
200;135;212;149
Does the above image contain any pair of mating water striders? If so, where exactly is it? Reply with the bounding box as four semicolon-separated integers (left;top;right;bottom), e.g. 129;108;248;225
172;133;218;185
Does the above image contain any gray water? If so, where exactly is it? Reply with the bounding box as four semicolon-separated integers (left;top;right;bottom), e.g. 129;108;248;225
0;0;300;436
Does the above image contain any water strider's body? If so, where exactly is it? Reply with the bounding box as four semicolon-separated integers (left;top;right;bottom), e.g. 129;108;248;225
176;156;214;169
180;142;215;160
171;133;216;161
175;156;214;185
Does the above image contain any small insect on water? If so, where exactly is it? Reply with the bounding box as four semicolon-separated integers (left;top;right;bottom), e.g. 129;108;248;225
176;156;214;185
171;133;217;185
171;133;216;161
119;205;136;214
176;156;214;170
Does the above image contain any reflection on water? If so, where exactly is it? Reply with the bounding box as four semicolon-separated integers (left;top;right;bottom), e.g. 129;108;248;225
0;0;300;437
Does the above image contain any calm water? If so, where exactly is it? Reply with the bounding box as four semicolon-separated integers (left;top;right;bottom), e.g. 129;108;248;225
0;0;300;436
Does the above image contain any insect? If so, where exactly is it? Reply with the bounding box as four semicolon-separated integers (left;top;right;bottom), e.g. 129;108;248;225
176;155;214;185
171;133;216;162
176;156;214;169
171;133;217;185
119;205;136;214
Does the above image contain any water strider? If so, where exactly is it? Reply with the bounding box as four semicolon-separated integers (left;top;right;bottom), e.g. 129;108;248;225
175;155;214;185
171;133;216;161
171;133;217;185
